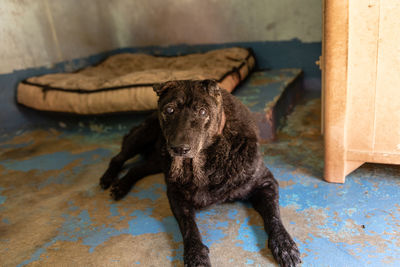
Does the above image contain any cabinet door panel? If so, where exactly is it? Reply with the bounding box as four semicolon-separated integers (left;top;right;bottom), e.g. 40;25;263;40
346;0;380;152
374;1;400;153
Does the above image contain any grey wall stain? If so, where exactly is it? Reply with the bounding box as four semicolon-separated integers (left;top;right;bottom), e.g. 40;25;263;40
0;0;322;74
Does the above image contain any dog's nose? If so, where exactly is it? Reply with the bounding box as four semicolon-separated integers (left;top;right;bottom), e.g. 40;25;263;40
171;145;191;155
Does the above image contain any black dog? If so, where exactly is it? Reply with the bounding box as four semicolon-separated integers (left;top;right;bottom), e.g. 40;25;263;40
100;80;300;267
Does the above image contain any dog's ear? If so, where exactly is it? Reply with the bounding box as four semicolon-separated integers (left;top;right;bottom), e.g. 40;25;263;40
202;79;221;97
153;81;175;96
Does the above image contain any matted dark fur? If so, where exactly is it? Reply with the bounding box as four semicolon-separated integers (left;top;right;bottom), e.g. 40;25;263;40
100;80;301;267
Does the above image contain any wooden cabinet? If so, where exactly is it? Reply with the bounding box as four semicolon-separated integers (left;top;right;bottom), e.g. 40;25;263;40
323;0;400;183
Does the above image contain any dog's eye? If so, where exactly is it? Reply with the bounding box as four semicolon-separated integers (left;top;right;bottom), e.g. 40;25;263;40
165;107;174;114
199;108;207;116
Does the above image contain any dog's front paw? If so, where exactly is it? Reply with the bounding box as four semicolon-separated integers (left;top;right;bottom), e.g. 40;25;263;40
184;243;211;267
110;179;131;200
99;170;117;190
268;228;301;267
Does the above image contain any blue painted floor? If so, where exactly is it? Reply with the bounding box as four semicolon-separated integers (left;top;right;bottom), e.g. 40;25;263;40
0;80;399;266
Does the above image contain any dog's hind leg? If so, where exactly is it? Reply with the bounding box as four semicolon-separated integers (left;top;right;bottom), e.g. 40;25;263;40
99;113;160;189
110;158;161;200
249;173;301;267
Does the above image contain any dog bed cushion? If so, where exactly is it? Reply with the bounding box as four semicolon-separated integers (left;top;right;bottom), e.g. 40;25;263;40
17;47;255;114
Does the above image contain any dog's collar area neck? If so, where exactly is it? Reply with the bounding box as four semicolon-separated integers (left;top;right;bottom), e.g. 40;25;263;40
218;110;226;135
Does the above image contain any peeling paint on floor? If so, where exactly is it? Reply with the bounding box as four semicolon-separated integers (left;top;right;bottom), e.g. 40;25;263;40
0;94;399;266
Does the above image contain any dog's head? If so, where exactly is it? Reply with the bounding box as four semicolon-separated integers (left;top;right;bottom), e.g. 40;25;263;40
154;80;225;158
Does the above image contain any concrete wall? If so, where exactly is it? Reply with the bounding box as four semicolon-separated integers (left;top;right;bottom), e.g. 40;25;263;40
0;0;322;74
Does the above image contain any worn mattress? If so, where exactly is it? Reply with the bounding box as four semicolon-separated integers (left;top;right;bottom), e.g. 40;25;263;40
17;47;255;114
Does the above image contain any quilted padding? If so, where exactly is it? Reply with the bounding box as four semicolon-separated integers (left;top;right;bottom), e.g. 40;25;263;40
17;47;255;114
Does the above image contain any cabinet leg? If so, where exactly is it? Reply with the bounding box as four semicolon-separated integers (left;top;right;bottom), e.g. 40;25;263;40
324;160;364;183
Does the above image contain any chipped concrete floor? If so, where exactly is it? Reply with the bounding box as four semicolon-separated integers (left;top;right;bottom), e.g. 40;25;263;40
1;96;400;267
